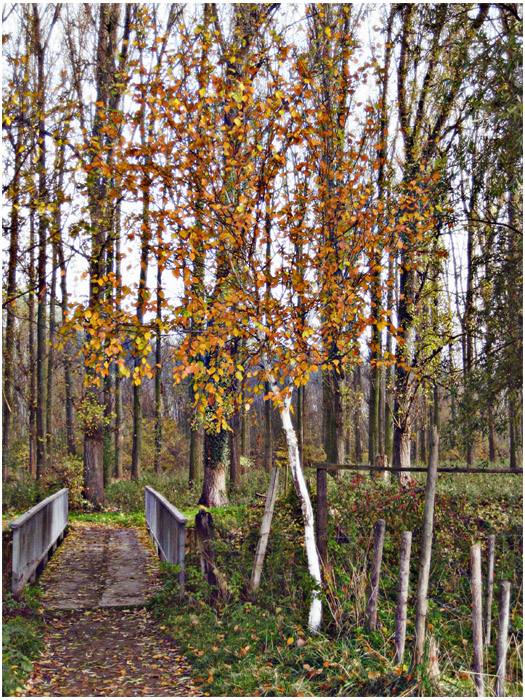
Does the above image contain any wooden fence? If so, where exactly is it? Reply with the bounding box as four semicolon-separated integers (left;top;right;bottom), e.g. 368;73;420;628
311;447;521;696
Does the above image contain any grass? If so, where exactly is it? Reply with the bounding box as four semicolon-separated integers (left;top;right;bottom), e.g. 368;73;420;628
2;587;45;697
149;470;522;697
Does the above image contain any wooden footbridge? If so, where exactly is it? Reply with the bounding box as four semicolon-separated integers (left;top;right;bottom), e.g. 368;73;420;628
9;486;188;603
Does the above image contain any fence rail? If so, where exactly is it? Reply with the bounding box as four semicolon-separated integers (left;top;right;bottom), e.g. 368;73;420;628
309;461;523;474
10;488;68;597
145;486;188;587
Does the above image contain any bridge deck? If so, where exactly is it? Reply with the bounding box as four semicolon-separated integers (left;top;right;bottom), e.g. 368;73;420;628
23;521;201;696
39;521;160;609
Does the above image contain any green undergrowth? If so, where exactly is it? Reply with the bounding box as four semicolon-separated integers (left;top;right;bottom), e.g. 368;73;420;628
2;587;45;697
70;511;146;527
150;472;522;697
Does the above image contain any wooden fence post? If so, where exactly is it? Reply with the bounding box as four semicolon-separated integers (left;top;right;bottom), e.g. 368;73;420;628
250;465;280;593
484;534;496;647
366;518;386;630
471;544;485;697
316;468;328;567
494;581;511;697
394;531;412;665
412;426;439;668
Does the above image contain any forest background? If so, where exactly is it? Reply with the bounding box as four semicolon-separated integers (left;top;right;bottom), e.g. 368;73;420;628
2;1;522;503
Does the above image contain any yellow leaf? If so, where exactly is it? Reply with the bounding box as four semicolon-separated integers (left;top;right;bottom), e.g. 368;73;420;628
287;637;294;645
324;27;332;38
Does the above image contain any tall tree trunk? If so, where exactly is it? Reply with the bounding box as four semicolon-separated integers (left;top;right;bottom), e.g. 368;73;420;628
56;187;76;457
103;226;115;485
154;261;163;475
188;412;204;487
378;369;385;456
264;381;273;473
488;407;496;463
114;202;123;479
28;203;37;478
368;357;380;464
354;364;363;462
46;241;57;457
229;340;241;487
199;427;228;508
241;379;249;459
508;394;520;470
230;408;241;488
384;259;395;463
83;3;128;505
297;384;305;463
2;136;22;480
34;5;48;481
83;419;105;507
131;91;151;481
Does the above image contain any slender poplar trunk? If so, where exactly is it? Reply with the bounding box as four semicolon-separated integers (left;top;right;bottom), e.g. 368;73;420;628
230;409;241;488
28;204;37;478
46;242;57;457
354;364;363;462
297;384;305;463
2;127;23;480
154;262;163;474
264;381;273;473
114;203;123;479
488;407;496;462
57;196;76;457
34;5;47;481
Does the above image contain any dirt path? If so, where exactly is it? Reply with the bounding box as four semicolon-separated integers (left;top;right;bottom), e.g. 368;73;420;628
22;522;202;697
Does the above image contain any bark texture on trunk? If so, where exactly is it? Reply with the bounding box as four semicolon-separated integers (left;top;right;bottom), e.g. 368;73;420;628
229;410;241;487
264;381;273;473
114;372;123;479
83;430;105;507
199;429;228;507
189;419;204;487
131;383;142;480
393;422;412;487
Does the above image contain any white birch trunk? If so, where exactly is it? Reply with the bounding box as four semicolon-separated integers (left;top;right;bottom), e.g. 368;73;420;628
279;392;323;632
258;340;323;632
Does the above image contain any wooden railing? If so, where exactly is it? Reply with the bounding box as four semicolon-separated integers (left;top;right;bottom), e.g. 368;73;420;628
145;486;188;587
10;488;68;597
